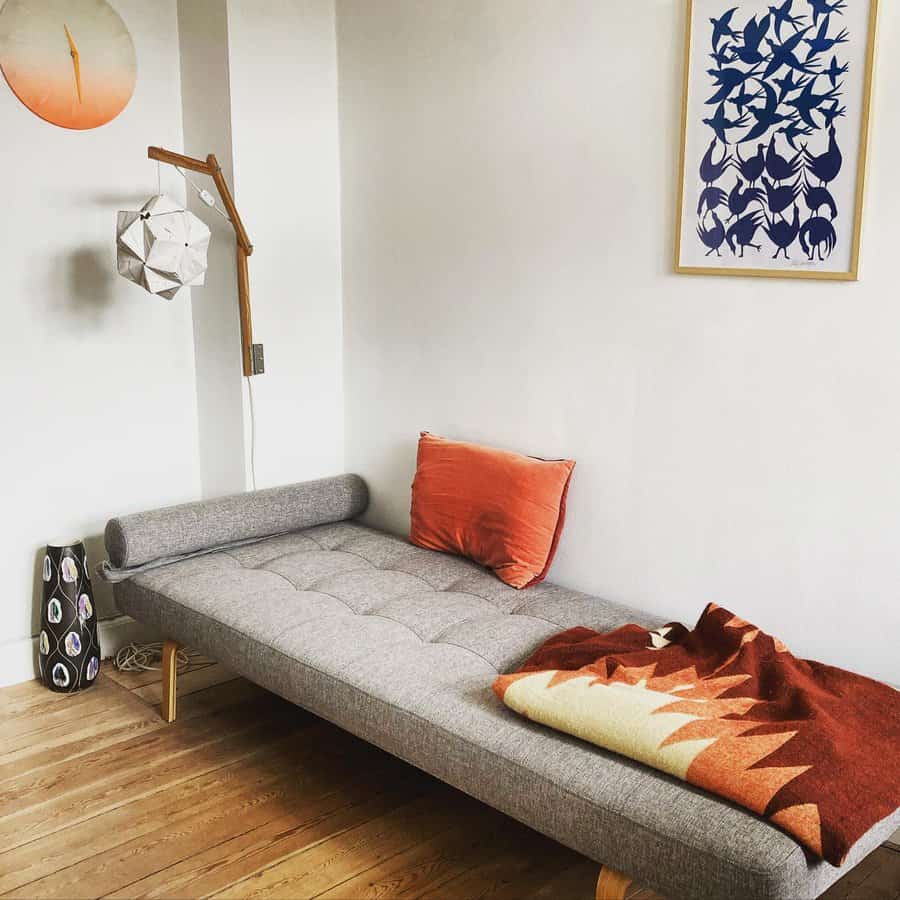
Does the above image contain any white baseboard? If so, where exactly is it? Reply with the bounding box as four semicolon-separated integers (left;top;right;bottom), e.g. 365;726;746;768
0;615;159;688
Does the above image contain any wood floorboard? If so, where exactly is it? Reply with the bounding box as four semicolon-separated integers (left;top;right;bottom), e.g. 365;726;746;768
130;662;235;704
1;667;897;900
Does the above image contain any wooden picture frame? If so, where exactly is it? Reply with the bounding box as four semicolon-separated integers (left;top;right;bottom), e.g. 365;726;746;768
674;0;879;281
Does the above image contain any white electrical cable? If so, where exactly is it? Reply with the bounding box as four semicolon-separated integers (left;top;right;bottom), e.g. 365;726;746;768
246;376;258;491
174;164;231;222
114;641;203;672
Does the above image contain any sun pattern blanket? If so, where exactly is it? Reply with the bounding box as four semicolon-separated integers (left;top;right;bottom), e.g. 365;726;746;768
493;603;900;866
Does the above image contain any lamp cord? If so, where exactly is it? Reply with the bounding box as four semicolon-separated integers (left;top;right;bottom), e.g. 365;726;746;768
174;165;231;222
246;376;258;491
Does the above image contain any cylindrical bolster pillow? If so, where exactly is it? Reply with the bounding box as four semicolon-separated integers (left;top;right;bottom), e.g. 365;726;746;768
105;474;369;569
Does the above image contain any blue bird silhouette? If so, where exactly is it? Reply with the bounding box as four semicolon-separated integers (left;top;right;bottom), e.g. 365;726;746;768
697;210;727;257
703;104;750;145
804;18;848;60
803;179;838;219
778;119;814;151
727;178;764;221
699;138;731;184
785;75;841;130
773;70;810;102
823;55;849;88
732;84;765;115
799;215;837;260
807;0;847;28
820;99;846;129
764;28;820;78
733;14;772;65
766;134;803;181
803;124;842;184
726;211;764;256
735;143;766;185
698;185;728;216
768;0;805;40
740;81;793;142
763;205;801;259
710;7;740;50
762;176;803;215
706;64;762;105
710;44;736;67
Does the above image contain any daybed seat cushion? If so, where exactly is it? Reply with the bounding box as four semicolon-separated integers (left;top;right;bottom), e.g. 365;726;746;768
111;521;898;900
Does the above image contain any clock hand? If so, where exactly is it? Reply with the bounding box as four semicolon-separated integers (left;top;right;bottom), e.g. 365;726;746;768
64;24;82;104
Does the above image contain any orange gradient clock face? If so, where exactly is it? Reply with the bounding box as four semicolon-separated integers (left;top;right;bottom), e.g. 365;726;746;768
0;0;136;130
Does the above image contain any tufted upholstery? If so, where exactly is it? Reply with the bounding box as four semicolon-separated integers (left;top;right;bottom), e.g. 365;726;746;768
113;521;896;900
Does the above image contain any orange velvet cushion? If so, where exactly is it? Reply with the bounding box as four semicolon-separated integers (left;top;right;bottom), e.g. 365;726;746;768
409;433;575;589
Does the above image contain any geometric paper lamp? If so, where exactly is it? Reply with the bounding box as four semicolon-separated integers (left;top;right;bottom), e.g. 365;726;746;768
116;194;211;300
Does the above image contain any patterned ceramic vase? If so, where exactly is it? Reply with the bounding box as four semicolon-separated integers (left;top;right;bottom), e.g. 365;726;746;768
39;541;101;692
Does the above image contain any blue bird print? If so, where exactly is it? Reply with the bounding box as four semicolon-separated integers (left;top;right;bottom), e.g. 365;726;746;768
697;210;727;256
823;54;849;88
820;99;846;129
803;18;849;60
773;70;810;102
768;0;806;40
727;178;764;221
764;28;820;78
710;7;740;50
763;205;801;259
807;0;847;28
740;81;793;142
803;179;838;219
732;83;765;115
761;175;803;215
699;138;731;184
803;124;842;184
733;14;772;65
710;44;736;67
778;120;814;151
765;134;803;181
726;211;764;256
698;185;728;216
695;0;852;263
785;75;841;130
706;64;762;105
799;215;837;260
735;143;766;185
703;104;751;145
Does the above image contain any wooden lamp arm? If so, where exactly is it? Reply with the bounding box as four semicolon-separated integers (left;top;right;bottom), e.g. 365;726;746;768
147;146;259;376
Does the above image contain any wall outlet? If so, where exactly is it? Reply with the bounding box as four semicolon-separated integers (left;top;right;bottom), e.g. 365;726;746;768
251;343;265;375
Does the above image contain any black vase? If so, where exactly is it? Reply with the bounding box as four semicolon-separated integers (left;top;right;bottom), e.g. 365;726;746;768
39;541;101;692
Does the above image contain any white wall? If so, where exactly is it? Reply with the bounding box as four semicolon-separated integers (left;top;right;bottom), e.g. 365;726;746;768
176;0;346;496
178;0;248;498
226;0;345;487
337;0;900;684
0;2;201;675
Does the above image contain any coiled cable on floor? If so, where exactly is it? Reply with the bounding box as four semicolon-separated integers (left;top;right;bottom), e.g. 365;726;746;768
114;642;203;672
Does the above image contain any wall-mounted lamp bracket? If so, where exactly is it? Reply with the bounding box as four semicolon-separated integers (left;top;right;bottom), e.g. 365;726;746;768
148;146;260;377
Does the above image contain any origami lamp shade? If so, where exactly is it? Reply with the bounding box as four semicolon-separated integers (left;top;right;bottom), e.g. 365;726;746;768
116;194;211;300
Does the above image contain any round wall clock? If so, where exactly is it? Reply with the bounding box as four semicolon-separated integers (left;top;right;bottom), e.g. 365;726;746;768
0;0;136;130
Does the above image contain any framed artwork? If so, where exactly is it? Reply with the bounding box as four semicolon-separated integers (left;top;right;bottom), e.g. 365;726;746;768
674;0;878;280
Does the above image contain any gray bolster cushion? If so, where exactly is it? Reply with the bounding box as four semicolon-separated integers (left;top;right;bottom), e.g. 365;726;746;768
105;474;369;570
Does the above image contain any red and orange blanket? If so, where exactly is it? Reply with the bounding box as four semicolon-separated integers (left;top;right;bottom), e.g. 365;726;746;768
493;603;899;866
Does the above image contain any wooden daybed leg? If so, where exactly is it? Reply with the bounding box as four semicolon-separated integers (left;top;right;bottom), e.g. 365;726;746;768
596;865;632;900
161;640;179;723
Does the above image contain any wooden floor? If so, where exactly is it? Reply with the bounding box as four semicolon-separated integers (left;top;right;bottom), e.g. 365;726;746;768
2;659;898;900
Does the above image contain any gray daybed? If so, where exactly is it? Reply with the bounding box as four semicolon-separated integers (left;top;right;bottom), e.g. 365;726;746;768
102;475;898;900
